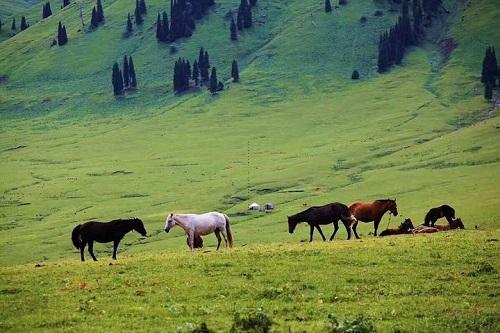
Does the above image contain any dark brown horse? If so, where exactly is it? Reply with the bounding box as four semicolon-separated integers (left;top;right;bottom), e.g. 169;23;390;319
423;204;455;226
288;202;357;242
349;199;398;237
434;217;465;231
188;234;204;249
379;218;415;237
71;218;147;261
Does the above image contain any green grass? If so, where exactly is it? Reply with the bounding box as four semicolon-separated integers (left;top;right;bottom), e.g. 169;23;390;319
1;231;499;332
0;0;500;331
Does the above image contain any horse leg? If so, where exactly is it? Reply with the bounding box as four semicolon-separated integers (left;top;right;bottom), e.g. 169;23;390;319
343;220;352;240
112;240;120;260
329;221;339;241
88;241;97;261
315;225;326;241
374;219;381;236
80;244;85;262
214;230;222;251
352;221;360;239
309;224;314;242
187;231;195;251
220;229;229;248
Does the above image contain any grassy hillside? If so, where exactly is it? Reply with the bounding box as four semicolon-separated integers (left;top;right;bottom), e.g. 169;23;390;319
1;231;499;332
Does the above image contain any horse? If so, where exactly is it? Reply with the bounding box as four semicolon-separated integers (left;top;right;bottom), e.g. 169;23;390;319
423;204;455;226
71;218;147;262
433;217;465;231
349;199;398;237
188;234;204;249
412;225;440;234
287;202;357;242
164;212;233;250
379;218;415;237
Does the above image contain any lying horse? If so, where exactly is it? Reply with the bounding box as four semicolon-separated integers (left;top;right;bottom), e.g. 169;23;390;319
423;204;455;226
412;225;439;233
165;212;233;250
379;218;415;237
433;217;465;231
349;199;398;237
287;202;357;242
71;218;147;261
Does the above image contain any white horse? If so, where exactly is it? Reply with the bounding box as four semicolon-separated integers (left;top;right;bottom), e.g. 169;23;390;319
164;212;234;250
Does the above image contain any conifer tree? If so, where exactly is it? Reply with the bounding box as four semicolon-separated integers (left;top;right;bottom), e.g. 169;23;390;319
412;0;423;42
156;13;163;41
91;7;98;27
96;0;104;23
236;8;244;30
481;47;498;87
186;60;191;82
484;82;493;101
62;0;70;8
351;70;360;80
231;60;239;82
129;56;137;88
20;16;29;31
139;0;147;15
11;18;16;32
126;13;133;34
209;67;218;94
249;0;257;6
162;11;169;41
0;18;3;33
204;51;210;70
401;0;413;46
198;48;205;71
230;17;237;40
325;0;332;13
112;62;124;96
57;21;68;46
123;56;130;88
192;59;199;86
135;0;143;25
43;2;53;19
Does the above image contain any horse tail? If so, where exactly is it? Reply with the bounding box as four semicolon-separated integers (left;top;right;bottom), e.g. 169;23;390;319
71;225;83;249
224;214;234;248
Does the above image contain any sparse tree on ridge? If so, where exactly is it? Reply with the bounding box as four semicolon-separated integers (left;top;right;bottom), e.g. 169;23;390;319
57;21;68;46
156;13;163;40
123;56;130;88
135;0;143;25
192;59;199;86
481;46;498;88
62;0;70;8
232;60;239;82
209;67;218;94
129;56;137;88
230;17;238;40
0;18;3;33
139;0;147;15
91;7;98;27
325;0;332;13
11;18;16;32
20;16;29;31
42;2;53;19
162;11;169;41
112;62;124;96
96;0;104;22
126;13;133;34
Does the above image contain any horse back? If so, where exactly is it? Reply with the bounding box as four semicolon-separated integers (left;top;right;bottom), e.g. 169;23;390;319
349;201;376;222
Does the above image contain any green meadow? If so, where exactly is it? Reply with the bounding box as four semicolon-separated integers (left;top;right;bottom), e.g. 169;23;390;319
0;0;499;331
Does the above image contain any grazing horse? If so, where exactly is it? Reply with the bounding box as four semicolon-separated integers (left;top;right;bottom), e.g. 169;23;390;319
287;203;357;242
424;204;456;226
188;234;204;249
71;218;147;262
164;212;233;250
434;217;465;231
349;199;398;237
379;218;415;237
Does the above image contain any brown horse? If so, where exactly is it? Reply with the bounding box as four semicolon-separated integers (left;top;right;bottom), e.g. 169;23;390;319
187;234;204;249
423;204;455;226
412;225;439;233
379;218;414;237
349;199;398;237
434;217;465;231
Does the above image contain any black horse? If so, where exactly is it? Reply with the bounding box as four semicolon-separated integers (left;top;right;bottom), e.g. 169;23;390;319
423;204;455;227
288;202;357;242
71;218;147;261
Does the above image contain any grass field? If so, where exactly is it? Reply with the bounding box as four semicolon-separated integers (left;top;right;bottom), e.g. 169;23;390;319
0;0;499;331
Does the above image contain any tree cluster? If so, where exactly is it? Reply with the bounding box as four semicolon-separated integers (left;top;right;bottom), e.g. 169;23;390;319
135;0;147;25
20;17;29;31
57;21;68;45
112;56;137;96
91;0;105;28
173;58;192;93
42;2;53;19
156;11;170;42
62;0;70;8
236;0;253;31
377;0;422;73
482;47;498;100
11;18;16;32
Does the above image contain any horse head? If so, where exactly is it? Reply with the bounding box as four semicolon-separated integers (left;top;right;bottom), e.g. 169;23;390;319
164;213;175;233
452;218;465;229
388;199;398;216
132;218;147;236
287;215;298;234
402;218;414;231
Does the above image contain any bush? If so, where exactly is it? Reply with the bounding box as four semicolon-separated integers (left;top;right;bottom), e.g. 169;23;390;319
360;16;367;23
230;308;273;333
328;314;377;333
351;70;360;80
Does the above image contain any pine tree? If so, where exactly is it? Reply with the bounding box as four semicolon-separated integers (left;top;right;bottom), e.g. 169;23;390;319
209;67;218;94
186;60;191;82
135;0;143;25
112;63;124;96
96;0;104;23
231;60;240;82
126;13;133;34
249;0;257;6
62;0;70;8
484;82;493;100
481;47;498;88
129;56;137;88
156;13;163;41
237;7;244;30
91;7;98;27
43;2;53;19
62;25;68;44
11;18;16;32
325;0;332;13
162;11;169;41
0;18;3;33
412;0;423;42
204;51;210;70
123;56;130;88
351;70;360;80
139;0;147;15
20;16;28;31
230;17;238;40
57;21;68;46
243;1;252;28
192;60;199;86
401;0;413;46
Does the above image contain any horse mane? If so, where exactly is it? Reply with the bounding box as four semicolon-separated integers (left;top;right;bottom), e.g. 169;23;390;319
375;199;394;203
